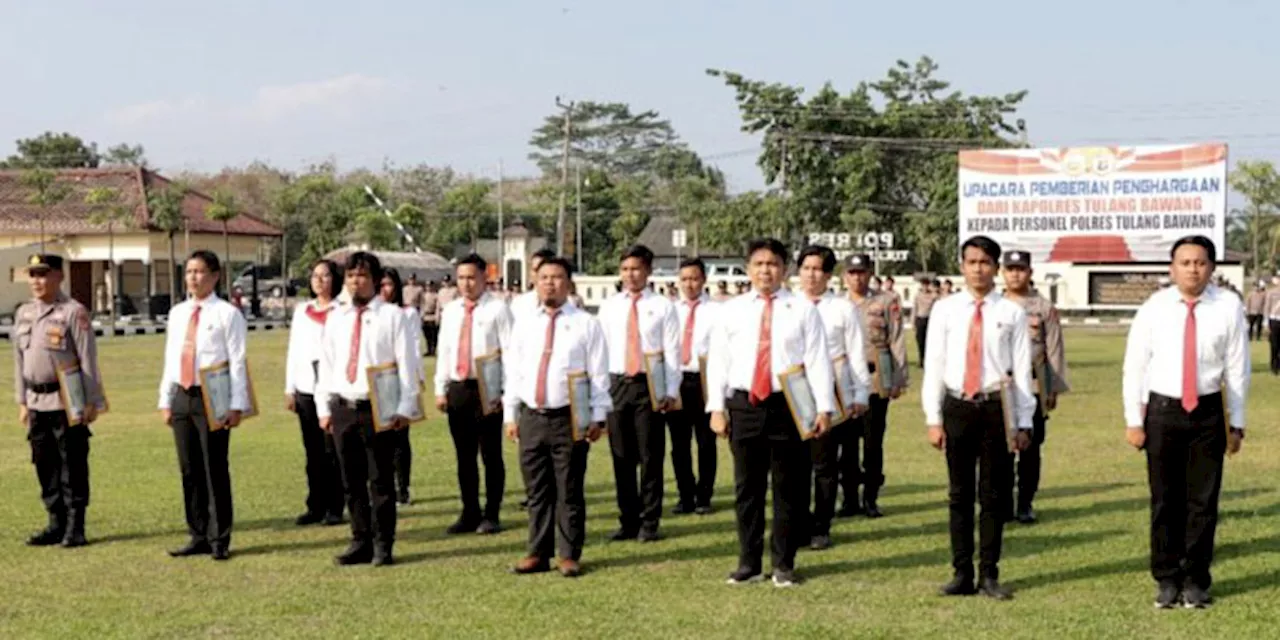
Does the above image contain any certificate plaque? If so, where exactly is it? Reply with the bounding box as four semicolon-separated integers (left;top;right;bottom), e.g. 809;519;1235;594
567;370;593;442
777;365;818;441
831;355;859;423
998;380;1018;453
367;362;424;432
55;361;95;426
199;360;260;431
642;350;679;411
873;349;895;396
475;350;504;416
698;355;709;403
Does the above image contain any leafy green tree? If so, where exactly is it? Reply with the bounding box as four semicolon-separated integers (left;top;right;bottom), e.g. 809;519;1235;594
3;132;101;168
528;101;682;176
204;190;241;296
148;182;188;300
19;168;72;252
1228;160;1280;276
85;187;135;324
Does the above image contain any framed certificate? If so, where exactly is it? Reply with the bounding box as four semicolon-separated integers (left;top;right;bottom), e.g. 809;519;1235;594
55;361;90;426
1035;359;1053;412
366;362;425;432
642;350;679;411
567;370;593;441
873;349;895;396
698;355;709;402
998;380;1018;453
475;350;504;416
777;365;818;441
199;360;260;431
831;355;859;423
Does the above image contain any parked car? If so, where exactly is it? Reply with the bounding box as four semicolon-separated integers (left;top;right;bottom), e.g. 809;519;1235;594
233;264;302;298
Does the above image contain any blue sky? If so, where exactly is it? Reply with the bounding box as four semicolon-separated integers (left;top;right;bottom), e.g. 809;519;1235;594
2;0;1277;195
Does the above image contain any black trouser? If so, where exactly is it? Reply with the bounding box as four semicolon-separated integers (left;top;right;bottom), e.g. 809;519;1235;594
1144;392;1227;589
170;385;233;548
841;393;890;506
446;380;505;523
942;394;1012;581
728;391;810;573
1269;320;1280;372
1012;397;1047;512
607;374;665;532
668;373;716;509
1247;314;1263;341
28;410;91;525
810;428;839;536
295;393;344;518
519;407;590;561
915;317;929;363
424;321;439;356
331;399;398;551
393;427;412;499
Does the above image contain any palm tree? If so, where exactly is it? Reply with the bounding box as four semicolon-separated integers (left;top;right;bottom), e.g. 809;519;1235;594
204;189;240;298
20;168;71;253
84;187;134;327
148;182;187;305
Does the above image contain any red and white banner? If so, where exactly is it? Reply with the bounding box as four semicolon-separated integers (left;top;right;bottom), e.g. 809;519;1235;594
957;144;1228;263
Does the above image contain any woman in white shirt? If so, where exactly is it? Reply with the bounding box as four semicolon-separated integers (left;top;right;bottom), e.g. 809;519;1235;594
285;259;346;527
380;267;422;506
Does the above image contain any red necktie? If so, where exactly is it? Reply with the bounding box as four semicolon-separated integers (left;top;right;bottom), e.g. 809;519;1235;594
1182;300;1199;413
749;293;774;405
346;306;366;384
625;293;643;375
681;299;699;365
456;299;477;379
535;308;561;407
963;300;984;398
179;305;201;389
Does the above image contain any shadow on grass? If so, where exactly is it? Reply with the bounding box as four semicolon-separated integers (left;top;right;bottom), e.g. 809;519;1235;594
1215;569;1280;598
93;515;308;545
1220;501;1280;521
395;539;532;566
1004;555;1146;592
1033;487;1273;524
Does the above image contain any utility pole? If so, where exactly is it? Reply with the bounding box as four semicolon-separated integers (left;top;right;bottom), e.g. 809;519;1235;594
497;159;505;285
555;96;575;256
575;162;583;272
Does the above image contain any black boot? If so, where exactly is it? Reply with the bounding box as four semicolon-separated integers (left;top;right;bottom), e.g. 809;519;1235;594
862;486;883;519
26;512;65;547
61;509;88;548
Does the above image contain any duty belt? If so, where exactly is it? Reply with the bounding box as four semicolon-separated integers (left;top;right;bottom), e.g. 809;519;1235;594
24;380;60;394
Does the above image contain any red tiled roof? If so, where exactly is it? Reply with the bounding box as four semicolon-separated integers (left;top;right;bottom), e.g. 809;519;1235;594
0;167;282;237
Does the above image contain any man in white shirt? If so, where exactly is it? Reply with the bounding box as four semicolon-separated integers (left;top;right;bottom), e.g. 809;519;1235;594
797;245;871;551
667;258;720;516
316;252;418;568
510;248;561;322
598;245;680;542
434;254;514;536
159;250;249;562
706;238;836;588
503;257;611;578
1122;235;1249;610
922;235;1034;601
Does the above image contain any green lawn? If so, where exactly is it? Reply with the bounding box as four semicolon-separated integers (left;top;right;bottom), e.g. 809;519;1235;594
1;330;1278;638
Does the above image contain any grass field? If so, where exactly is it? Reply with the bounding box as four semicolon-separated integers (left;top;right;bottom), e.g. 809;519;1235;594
1;330;1278;638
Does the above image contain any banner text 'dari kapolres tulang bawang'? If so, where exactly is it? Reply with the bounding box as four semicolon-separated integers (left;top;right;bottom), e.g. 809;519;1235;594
957;144;1227;263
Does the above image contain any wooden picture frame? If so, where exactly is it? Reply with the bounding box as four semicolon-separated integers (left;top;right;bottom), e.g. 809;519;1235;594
642;350;680;411
697;355;709;403
777;364;818;441
567;370;593;441
474;350;503;416
199;360;260;432
998;379;1018;453
831;354;860;423
366;362;424;432
55;361;89;426
873;349;895;397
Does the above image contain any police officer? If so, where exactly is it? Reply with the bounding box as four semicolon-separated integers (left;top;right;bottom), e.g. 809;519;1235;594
1000;251;1070;524
913;279;938;364
14;254;105;548
842;254;909;517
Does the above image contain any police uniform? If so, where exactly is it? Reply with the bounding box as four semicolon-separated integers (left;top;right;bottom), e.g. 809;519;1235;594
13;255;104;547
1001;251;1070;523
913;285;939;364
844;254;908;517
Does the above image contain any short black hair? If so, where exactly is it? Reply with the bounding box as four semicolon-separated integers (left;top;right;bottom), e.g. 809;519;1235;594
931;278;941;287
745;237;789;266
1170;235;1217;263
457;253;487;272
381;267;404;305
531;248;556;263
187;250;221;274
344;251;384;280
960;235;1002;264
678;257;707;277
797;245;837;274
536;256;574;277
309;259;343;299
620;244;655;268
885;276;895;284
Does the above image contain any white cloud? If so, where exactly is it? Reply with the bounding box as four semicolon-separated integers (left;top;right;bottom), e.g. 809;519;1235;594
105;97;207;127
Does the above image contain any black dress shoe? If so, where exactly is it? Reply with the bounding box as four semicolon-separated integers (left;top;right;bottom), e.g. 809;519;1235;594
1015;507;1037;524
863;502;883;519
27;527;65;547
61;532;88;548
978;578;1013;600
295;511;324;526
1182;583;1212;609
637;529;663;543
169;540;212;557
609;528;638;542
809;534;832;551
322;513;344;526
396;490;411;506
837;502;864;518
694;505;713;516
334;543;374;566
372;549;394;567
1154;581;1181;609
211;546;230;561
446;518;480;535
672;503;695;515
938;575;976;596
476;520;501;535
519;497;530;508
726;566;764;585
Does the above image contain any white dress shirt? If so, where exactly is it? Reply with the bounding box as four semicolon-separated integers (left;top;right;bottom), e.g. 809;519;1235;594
1122;285;1249;428
811;293;872;406
403;307;426;385
704;288;837;414
598;288;680;399
433;293;514;397
921;290;1035;428
284;299;340;396
675;294;718;373
314;298;418;420
501;302;612;425
158;294;250;411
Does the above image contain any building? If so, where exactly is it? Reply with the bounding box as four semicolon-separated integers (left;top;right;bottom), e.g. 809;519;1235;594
0;167;282;319
633;215;740;274
452;217;551;290
322;247;454;285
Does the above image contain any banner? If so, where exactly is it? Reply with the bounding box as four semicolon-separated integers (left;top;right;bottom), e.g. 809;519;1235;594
957;144;1227;263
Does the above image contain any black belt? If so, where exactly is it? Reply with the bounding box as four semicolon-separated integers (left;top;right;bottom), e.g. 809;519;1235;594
447;379;479;390
174;384;202;397
612;373;648;383
947;389;1001;404
332;397;372;410
522;405;570;418
1149;391;1222;409
681;372;701;382
24;380;59;394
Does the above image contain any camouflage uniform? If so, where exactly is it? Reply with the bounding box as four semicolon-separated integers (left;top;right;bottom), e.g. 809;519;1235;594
845;288;908;514
13;279;104;547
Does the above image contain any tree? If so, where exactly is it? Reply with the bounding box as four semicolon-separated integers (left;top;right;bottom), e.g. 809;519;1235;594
1228;160;1280;277
102;143;148;167
528;101;682;177
709;57;1026;272
85;187;135;325
440;181;496;252
19;168;72;252
204;190;241;297
148;182;188;303
3;132;101;168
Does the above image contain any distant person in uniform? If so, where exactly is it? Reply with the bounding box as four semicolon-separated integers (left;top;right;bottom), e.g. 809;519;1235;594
380;267;424;506
713;280;732;302
1245;281;1266;342
510;249;559;321
941;280;954;296
913;280;939;364
1264;276;1280;374
667;258;721;516
14;254;105;548
421;281;440;356
1000;250;1070;524
438;275;459;309
402;274;426;348
1122;235;1249;609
